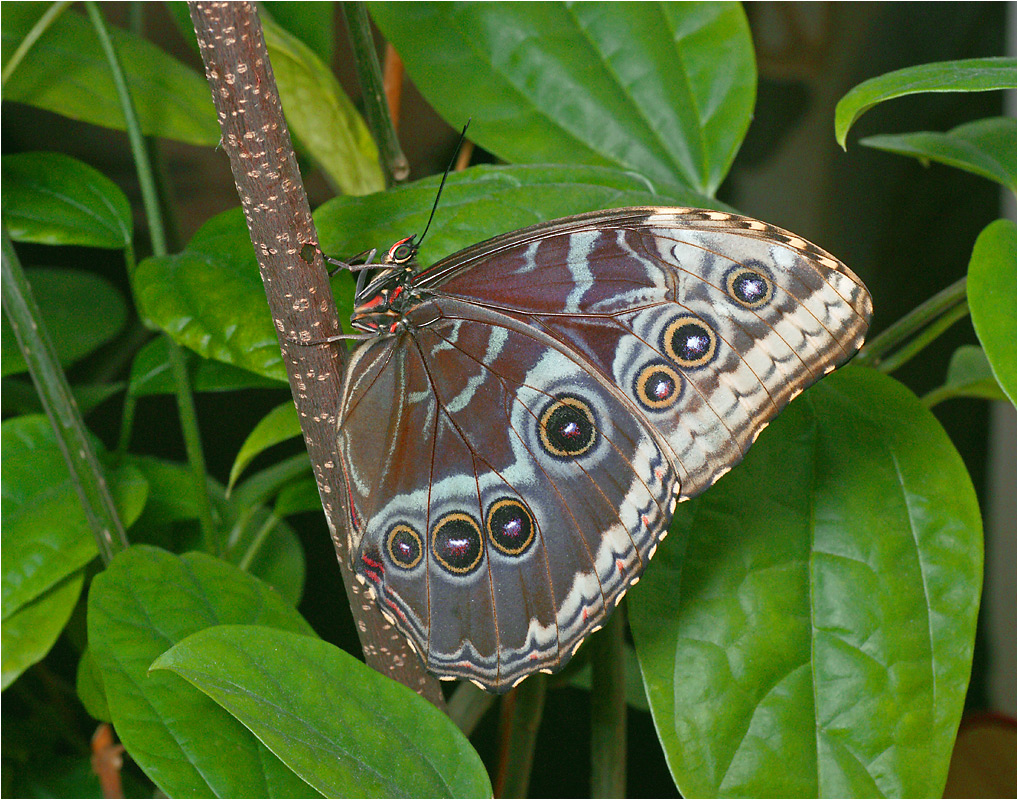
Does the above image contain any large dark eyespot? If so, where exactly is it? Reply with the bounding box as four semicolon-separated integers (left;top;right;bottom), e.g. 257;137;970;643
431;513;484;574
726;266;773;308
386;523;423;570
634;363;682;410
486;498;536;556
663;316;717;368
539;395;597;458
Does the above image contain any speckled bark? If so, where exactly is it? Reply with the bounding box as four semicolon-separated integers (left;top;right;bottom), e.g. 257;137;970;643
187;1;444;707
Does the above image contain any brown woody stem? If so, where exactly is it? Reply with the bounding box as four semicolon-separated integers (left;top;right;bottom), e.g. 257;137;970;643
186;0;444;707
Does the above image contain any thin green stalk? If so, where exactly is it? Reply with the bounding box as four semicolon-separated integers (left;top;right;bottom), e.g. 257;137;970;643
448;681;497;737
237;513;279;572
342;2;409;185
84;2;166;257
494;674;547;798
168;340;219;554
2;229;128;564
1;1;73;87
87;2;217;551
590;607;627;797
856;276;968;372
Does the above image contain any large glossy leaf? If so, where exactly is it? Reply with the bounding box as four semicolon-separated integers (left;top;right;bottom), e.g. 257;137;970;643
87;546;319;797
370;2;755;196
153;625;492;798
262;2;334;65
127;336;284;397
860;117;1017;192
139;166;714;380
1;5;218;146
967;219;1016;405
629;367;982;797
1;268;128;377
2;571;84;690
1;415;147;620
133;208;288;381
125;455;306;605
1;152;133;248
835;57;1017;148
315;162;723;272
262;17;384;196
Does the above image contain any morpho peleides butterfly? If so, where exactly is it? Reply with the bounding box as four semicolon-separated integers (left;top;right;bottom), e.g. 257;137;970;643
326;204;872;693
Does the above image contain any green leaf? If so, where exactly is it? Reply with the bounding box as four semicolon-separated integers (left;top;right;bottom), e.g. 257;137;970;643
126;455;306;605
274;478;323;518
316;163;725;273
152;625;492;798
2;415;147;620
87;546;319;797
1;152;132;247
262;2;334;65
262;17;384;196
133;208;288;381
925;345;1009;407
1;5;218;145
860;117;1017;192
369;2;755;196
140;166;714;380
76;648;111;722
2;571;84;690
967;219;1017;405
1;268;128;377
228;401;302;493
629;367;982;797
835;57;1017;148
128;336;284;397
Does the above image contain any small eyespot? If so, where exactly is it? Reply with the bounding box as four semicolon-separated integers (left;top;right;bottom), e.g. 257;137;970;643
539;395;597;458
431;513;484;574
726;266;773;308
386;523;423;570
486;498;536;556
634;363;683;410
663;316;718;368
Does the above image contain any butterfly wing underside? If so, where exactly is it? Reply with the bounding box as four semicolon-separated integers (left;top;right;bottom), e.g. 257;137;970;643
337;207;871;692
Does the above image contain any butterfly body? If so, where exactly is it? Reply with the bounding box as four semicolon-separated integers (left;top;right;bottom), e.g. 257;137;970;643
336;207;871;692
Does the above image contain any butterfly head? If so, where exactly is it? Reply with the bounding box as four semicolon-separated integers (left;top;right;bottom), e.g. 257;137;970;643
350;236;421;334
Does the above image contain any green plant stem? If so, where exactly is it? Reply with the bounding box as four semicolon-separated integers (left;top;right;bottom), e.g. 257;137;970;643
84;2;166;257
0;1;73;87
237;513;278;572
447;681;497;737
168;340;219;555
590;607;627;797
341;2;409;185
494;674;547;798
87;1;217;551
856;276;968;373
2;229;128;564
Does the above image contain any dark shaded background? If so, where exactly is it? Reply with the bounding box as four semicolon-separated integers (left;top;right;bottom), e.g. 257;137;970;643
2;3;1014;797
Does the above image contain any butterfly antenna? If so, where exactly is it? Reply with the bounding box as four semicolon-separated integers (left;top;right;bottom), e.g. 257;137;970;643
415;119;471;251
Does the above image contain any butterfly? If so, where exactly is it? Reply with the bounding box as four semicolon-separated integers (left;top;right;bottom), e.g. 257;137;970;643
331;206;872;693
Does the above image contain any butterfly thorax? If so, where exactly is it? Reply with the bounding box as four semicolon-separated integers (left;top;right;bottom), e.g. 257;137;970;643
350;236;429;334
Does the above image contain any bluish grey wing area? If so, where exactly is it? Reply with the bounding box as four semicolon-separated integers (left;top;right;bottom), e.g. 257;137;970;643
433;208;871;499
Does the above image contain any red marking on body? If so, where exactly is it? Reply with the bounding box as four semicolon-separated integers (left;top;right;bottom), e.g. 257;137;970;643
363;568;382;584
617;559;626;574
360;294;385;310
641;514;650;527
389;321;400;333
529;653;539;661
582;608;588;621
390;285;403;302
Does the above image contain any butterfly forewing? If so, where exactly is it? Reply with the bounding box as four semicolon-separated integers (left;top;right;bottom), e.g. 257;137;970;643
338;207;871;692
